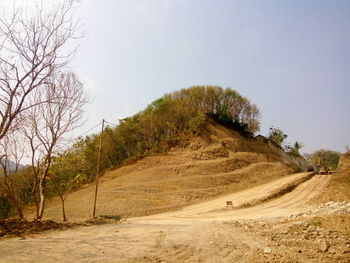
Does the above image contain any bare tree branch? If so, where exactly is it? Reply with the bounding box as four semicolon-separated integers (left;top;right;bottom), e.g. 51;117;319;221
0;0;81;140
23;70;87;220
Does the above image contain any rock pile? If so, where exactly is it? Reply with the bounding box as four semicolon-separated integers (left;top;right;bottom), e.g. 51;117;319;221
290;201;350;220
225;202;350;262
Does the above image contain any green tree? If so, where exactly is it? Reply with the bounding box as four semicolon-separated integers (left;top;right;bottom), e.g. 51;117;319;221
167;86;260;134
286;141;304;155
308;150;341;170
268;127;287;146
49;152;87;222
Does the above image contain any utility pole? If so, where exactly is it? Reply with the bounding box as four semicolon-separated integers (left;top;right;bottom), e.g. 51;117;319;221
92;119;105;218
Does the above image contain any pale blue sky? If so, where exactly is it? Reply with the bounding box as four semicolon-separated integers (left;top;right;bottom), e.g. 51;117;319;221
4;0;350;154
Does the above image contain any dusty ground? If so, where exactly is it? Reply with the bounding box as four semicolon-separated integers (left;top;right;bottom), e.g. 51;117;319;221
2;172;349;263
5;125;347;262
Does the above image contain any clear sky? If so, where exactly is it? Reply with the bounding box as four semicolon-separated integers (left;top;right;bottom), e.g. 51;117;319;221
3;0;350;154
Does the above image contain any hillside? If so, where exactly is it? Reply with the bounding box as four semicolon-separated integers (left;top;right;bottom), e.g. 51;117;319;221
9;121;350;263
32;120;307;221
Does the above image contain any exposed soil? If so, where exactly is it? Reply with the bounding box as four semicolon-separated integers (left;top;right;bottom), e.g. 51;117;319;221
24;122;307;221
1;172;349;263
3;124;347;262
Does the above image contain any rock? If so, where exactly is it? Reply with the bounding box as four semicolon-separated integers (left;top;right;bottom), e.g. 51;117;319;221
320;239;330;252
264;247;272;254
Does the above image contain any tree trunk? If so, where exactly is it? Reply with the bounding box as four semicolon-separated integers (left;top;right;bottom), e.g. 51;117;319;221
59;195;67;222
32;193;39;219
14;199;24;219
38;177;46;220
31;177;40;219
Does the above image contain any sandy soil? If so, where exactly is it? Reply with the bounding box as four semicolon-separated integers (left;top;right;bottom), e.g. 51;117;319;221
2;172;348;263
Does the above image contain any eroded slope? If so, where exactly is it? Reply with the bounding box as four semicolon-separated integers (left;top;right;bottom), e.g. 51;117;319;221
34;121;307;220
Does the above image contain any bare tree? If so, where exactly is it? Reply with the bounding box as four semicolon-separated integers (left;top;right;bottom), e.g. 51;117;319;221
0;132;26;218
24;71;87;220
0;0;80;141
21;116;43;219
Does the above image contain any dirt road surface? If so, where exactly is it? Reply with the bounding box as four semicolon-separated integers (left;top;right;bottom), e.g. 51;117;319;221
2;173;345;263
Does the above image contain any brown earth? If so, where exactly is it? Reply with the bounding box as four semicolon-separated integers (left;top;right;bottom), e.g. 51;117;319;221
1;172;349;263
25;121;307;221
4;122;348;262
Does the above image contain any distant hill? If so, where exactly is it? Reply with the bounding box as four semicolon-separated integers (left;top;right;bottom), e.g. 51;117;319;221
0;160;26;175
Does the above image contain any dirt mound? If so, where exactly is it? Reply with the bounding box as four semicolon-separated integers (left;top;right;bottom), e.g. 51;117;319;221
3;170;347;263
26;121;307;221
338;152;350;171
0;219;63;237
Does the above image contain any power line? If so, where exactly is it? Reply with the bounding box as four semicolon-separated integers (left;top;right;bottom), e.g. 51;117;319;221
50;120;117;155
56;122;104;150
76;122;103;138
104;120;117;128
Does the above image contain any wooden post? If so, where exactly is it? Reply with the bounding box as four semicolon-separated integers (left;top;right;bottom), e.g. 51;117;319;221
92;119;105;218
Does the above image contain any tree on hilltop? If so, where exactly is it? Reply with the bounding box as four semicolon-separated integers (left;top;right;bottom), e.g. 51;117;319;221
268;127;287;146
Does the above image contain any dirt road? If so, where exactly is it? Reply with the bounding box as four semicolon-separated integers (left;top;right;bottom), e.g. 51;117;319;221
0;173;337;263
135;172;328;222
